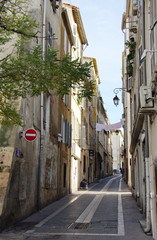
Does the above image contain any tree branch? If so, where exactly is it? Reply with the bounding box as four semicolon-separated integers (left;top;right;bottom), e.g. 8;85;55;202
0;24;37;38
0;0;7;12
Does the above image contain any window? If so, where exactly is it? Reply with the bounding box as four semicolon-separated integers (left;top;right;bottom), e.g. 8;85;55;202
61;115;72;147
64;28;67;53
63;94;70;108
48;22;52;48
63;28;71;54
150;30;155;76
67;40;71;54
83;156;86;173
150;0;157;26
138;46;144;88
84;118;88;144
63;163;67;188
73;23;77;48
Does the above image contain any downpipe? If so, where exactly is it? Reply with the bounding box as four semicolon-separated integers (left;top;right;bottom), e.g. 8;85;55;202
142;115;151;234
139;119;151;234
149;155;157;239
144;157;151;234
139;157;151;234
37;0;46;210
139;0;151;235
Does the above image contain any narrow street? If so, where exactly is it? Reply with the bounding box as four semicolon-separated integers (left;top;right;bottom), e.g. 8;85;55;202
0;175;153;240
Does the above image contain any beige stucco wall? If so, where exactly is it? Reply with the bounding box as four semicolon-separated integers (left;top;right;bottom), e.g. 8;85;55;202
0;0;62;229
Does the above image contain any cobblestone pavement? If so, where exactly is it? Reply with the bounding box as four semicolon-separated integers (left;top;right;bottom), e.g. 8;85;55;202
0;175;154;240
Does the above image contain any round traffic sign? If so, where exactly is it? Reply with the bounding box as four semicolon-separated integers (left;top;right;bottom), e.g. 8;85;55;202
24;128;37;142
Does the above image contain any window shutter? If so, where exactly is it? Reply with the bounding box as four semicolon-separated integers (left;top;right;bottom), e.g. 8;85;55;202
65;119;68;145
68;123;72;148
61;115;66;143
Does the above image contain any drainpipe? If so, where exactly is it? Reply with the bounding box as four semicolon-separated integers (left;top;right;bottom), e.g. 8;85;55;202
37;0;46;210
144;156;151;234
141;0;151;234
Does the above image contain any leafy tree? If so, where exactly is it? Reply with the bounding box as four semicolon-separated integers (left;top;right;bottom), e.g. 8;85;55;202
0;0;94;126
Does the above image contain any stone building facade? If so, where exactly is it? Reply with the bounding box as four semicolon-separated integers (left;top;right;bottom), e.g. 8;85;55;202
0;0;113;230
122;0;157;238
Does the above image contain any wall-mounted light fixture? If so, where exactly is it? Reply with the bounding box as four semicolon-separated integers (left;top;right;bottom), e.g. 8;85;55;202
141;49;157;62
113;94;120;107
113;88;127;106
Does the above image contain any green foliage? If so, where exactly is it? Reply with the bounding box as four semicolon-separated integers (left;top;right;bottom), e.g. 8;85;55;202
0;0;38;45
125;39;136;50
0;125;12;146
125;38;136;77
126;64;133;77
129;26;137;33
0;0;94;126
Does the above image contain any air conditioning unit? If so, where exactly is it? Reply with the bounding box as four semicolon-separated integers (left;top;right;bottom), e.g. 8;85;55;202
139;85;154;114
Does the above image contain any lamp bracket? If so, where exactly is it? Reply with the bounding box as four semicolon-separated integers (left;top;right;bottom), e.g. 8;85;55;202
113;88;127;94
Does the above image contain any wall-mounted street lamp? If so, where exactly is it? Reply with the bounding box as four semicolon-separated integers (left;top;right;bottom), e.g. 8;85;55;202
113;94;120;107
141;49;157;62
113;88;127;106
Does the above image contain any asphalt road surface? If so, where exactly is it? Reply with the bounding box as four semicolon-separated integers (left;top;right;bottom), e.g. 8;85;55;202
0;175;154;240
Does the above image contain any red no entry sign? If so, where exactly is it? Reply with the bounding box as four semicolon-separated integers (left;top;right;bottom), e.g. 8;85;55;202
24;128;37;142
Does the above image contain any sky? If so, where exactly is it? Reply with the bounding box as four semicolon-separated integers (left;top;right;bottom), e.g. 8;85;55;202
63;0;126;124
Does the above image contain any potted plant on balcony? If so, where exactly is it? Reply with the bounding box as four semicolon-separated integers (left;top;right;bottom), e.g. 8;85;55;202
125;38;136;77
50;0;59;12
125;38;136;55
129;26;137;33
127;62;133;77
